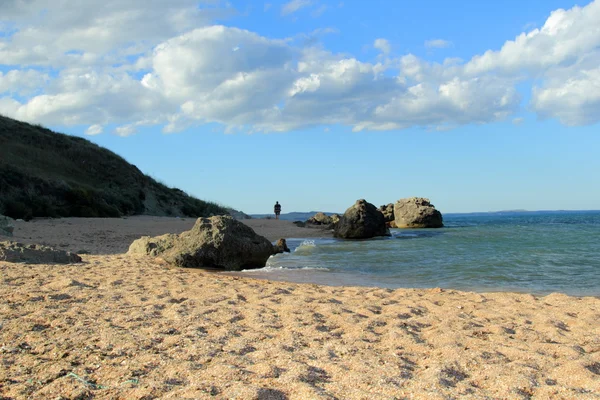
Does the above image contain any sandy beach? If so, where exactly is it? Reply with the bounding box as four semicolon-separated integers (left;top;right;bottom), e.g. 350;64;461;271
1;217;599;399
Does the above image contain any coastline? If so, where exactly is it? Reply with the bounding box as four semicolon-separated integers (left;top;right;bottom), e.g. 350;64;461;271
1;217;599;398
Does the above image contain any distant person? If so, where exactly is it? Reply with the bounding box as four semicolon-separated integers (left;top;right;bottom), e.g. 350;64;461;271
274;201;282;220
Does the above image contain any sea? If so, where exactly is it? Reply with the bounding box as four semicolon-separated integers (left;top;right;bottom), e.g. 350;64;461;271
232;211;600;297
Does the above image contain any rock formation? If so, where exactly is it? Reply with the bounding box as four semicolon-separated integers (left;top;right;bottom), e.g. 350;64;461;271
0;215;14;237
273;238;291;254
306;212;332;225
334;199;390;239
0;241;82;264
394;197;443;228
378;204;397;228
330;214;341;226
128;215;275;271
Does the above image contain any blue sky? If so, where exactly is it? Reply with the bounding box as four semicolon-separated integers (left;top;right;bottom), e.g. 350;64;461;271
1;0;599;214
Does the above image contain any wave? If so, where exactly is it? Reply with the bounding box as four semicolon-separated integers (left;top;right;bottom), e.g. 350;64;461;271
240;265;330;273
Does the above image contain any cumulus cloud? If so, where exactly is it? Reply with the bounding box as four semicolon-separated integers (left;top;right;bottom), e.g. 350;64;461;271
0;69;49;95
374;38;391;55
1;0;600;134
425;39;452;49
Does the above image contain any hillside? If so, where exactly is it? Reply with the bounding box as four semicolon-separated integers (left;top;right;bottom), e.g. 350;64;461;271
0;115;231;220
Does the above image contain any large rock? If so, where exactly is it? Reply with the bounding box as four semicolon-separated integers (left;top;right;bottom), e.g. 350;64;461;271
0;215;14;237
334;199;390;239
394;197;443;228
306;212;333;225
128;215;275;271
378;203;396;228
0;241;82;264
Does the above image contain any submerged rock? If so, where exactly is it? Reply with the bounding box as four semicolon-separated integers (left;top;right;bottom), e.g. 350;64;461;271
0;241;82;264
128;215;274;271
334;199;389;239
394;197;443;228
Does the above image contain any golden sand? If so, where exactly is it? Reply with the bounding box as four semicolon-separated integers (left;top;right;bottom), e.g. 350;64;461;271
1;217;599;399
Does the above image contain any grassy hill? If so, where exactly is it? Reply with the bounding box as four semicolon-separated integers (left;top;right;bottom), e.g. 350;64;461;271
0;115;232;220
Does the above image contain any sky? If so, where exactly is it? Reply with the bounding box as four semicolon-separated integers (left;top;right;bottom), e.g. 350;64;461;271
1;0;599;214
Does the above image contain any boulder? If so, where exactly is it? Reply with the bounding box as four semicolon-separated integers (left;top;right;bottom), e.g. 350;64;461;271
0;215;14;237
273;238;291;254
378;204;395;223
330;214;341;226
306;212;332;225
334;199;390;239
128;215;274;271
394;197;443;228
127;233;179;257
0;241;82;264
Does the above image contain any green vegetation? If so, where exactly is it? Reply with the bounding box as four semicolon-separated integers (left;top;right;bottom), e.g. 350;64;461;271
0;115;229;220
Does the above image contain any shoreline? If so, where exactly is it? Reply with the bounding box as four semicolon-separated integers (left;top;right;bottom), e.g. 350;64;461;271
4;215;599;298
1;216;599;398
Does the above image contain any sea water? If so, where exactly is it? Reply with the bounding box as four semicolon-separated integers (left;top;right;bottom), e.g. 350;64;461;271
232;211;600;296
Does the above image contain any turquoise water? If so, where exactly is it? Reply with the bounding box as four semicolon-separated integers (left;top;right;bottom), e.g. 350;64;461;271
235;211;600;296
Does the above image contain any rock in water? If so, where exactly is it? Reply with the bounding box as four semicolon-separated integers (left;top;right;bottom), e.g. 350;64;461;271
378;203;397;228
393;197;443;228
0;241;82;264
334;199;390;239
273;238;291;254
128;215;274;271
0;215;14;237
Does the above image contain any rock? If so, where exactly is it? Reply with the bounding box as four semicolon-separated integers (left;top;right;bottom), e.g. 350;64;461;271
393;197;443;228
330;214;341;226
306;212;333;225
0;241;82;264
0;215;14;237
387;220;397;228
128;215;274;271
306;212;341;229
127;233;179;257
334;199;390;239
273;238;291;254
292;221;306;227
378;204;395;223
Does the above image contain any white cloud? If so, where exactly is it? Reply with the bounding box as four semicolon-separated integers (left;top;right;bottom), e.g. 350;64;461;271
531;67;600;126
464;1;600;76
512;117;525;125
281;0;312;16
115;125;137;137
425;39;452;49
0;0;233;67
1;0;600;134
86;124;103;135
0;69;49;95
374;38;391;55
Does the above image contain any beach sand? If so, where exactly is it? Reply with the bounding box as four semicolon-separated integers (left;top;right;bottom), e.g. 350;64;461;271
1;217;599;399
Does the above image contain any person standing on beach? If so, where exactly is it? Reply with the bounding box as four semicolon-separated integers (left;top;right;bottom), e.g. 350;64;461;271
274;201;281;220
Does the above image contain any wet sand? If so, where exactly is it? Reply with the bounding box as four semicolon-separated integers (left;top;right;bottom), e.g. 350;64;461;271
1;217;599;399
